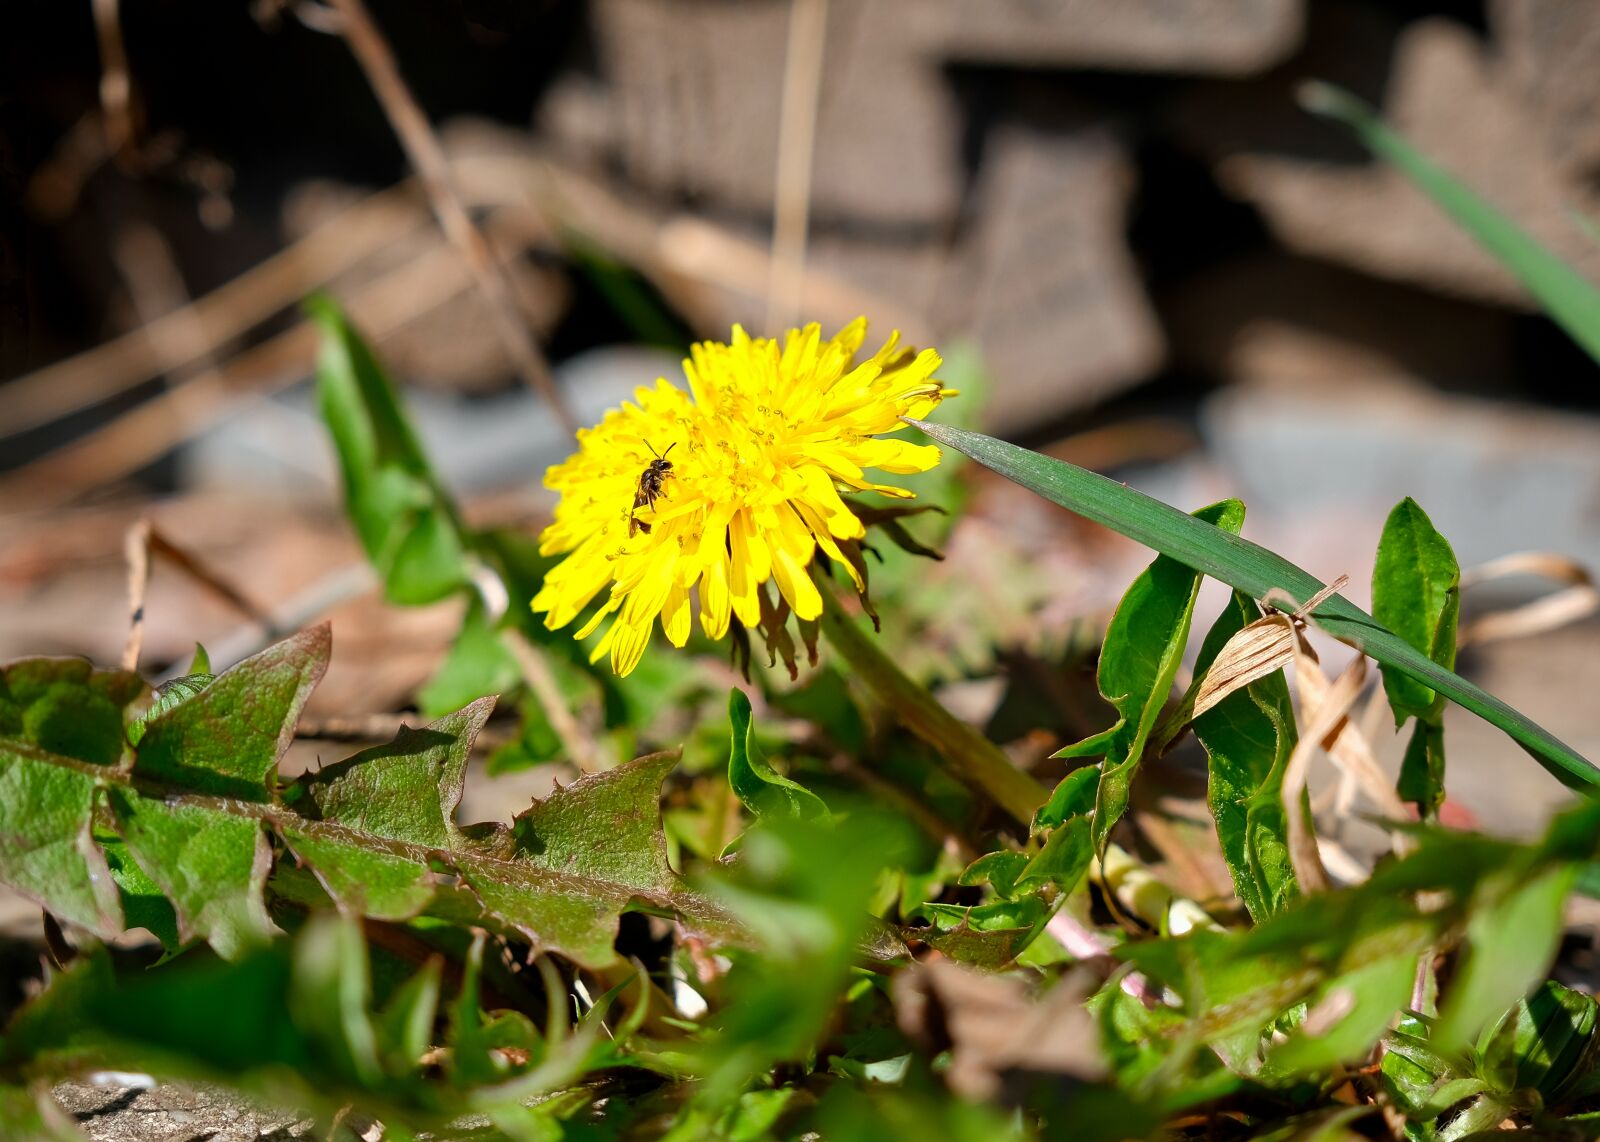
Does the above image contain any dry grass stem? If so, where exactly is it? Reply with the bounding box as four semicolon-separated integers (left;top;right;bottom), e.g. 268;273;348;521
1280;644;1365;895
0;208;536;511
766;0;829;333
122;519;152;671
0;183;426;439
322;0;573;433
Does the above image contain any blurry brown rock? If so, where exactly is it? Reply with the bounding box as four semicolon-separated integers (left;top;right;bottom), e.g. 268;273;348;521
1166;253;1516;395
1191;18;1600;307
1491;0;1600;181
952;121;1163;431
550;0;959;224
547;0;1305;226
905;0;1303;73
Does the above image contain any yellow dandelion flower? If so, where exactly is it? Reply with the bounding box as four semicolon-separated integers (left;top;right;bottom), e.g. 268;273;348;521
531;318;948;676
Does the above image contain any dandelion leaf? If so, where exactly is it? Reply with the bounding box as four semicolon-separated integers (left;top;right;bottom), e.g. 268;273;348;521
108;790;275;960
0;745;122;937
134;625;329;798
302;698;490;848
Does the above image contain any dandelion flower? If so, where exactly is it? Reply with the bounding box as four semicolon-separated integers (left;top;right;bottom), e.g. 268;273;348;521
531;318;948;676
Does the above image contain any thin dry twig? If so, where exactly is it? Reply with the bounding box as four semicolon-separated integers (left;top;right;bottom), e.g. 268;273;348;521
91;0;136;160
121;517;278;673
322;0;574;434
766;0;829;333
0;208;534;512
0;183;426;439
122;519;152;671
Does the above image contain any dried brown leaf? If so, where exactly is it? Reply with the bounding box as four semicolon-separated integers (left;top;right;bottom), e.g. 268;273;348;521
893;959;1105;1100
1192;612;1297;720
1460;551;1600;646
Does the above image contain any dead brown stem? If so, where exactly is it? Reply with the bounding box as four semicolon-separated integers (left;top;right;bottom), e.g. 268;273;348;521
323;0;574;433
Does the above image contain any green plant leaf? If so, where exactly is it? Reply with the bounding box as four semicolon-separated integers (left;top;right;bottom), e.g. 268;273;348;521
1192;591;1300;922
303;698;492;850
1433;862;1577;1055
309;295;471;606
1121;801;1600;1064
1373;497;1460;725
1018;815;1093;895
1;634;748;971
958;851;1029;900
0;745;123;937
107;789;274;959
0;658;149;768
1300;82;1600;367
909;419;1600;794
726;689;828;822
134;625;328;799
1477;980;1600;1101
1088;499;1245;853
1035;764;1102;831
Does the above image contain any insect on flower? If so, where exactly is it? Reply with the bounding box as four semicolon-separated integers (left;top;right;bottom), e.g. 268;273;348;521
628;441;676;537
531;318;951;677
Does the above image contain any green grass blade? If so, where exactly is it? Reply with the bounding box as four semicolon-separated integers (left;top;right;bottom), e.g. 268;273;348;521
908;419;1600;794
1299;81;1600;367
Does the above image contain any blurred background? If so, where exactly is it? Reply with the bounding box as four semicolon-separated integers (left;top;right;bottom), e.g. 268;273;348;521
2;0;1598;836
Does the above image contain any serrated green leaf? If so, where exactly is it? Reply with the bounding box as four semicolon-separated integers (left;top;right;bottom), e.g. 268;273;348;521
1302;82;1600;368
910;419;1600;794
1019;815;1093;895
512;752;681;892
0;659;148;767
304;698;492;849
726;689;828;822
3;633;749;972
1035;764;1101;830
1090;500;1246;853
277;824;442;921
135;625;328;798
108;788;274;959
1374;498;1461;724
1193;591;1300;922
309;295;471;606
0;744;122;937
957;851;1029;899
923;920;1042;971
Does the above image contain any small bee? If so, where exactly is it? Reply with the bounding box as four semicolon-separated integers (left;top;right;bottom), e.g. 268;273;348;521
629;441;676;537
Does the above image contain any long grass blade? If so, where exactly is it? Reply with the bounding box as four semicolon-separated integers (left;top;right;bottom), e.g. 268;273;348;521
909;418;1600;794
1299;81;1600;367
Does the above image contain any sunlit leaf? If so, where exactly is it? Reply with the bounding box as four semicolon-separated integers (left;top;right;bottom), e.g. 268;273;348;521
910;419;1600;794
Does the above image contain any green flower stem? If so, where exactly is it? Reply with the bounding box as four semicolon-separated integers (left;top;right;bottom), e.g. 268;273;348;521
818;601;1047;827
